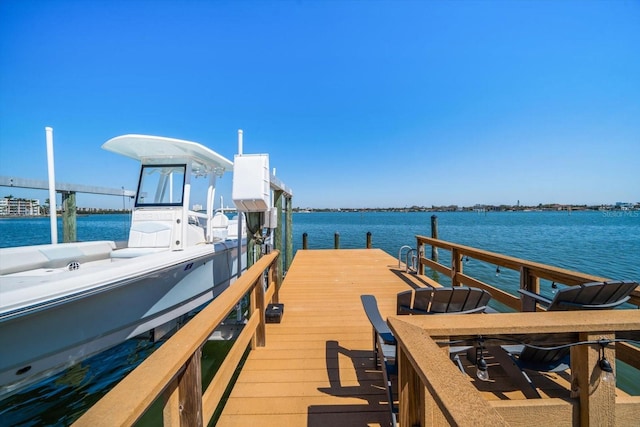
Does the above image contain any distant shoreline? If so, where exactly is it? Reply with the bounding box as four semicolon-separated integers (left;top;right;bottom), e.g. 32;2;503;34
293;205;639;213
0;213;117;219
2;206;638;220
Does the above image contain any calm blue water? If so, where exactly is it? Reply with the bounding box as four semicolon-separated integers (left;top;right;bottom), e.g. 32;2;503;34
2;211;638;280
0;214;131;248
293;210;640;281
1;211;639;424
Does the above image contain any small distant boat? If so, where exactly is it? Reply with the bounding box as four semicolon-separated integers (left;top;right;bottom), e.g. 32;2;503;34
0;134;271;397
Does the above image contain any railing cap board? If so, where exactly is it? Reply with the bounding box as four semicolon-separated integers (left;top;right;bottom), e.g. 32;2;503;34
389;310;640;337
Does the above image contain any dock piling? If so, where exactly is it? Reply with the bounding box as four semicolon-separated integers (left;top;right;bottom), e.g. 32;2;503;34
430;215;439;262
62;191;77;243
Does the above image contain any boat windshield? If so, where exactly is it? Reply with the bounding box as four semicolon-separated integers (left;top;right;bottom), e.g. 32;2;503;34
136;164;186;206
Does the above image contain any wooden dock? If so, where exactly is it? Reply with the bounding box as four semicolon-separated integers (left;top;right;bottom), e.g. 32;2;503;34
75;242;640;426
216;248;640;426
217;248;423;426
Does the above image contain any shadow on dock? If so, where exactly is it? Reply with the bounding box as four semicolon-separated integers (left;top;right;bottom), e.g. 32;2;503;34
313;340;391;427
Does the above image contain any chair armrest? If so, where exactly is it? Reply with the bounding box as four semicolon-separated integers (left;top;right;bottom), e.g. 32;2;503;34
361;295;396;344
378;331;396;345
559;296;631;310
518;289;552;311
398;305;488;315
455;305;488;314
397;305;428;315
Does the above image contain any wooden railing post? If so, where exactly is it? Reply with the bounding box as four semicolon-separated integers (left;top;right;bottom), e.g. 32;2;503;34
519;266;540;311
398;345;424;426
334;232;340;249
417;237;425;276
252;274;266;348
178;347;203;426
302;232;308;250
572;332;616;426
451;248;462;287
271;259;279;304
366;231;372;249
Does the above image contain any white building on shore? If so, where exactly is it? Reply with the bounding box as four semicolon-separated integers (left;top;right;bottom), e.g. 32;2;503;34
0;197;42;216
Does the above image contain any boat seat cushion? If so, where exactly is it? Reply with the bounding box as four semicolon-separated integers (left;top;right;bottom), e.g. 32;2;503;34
128;221;173;248
211;212;229;227
0;241;116;275
110;247;168;259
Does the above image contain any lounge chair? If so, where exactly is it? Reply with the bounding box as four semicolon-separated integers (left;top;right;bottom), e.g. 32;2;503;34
502;280;638;395
360;295;397;426
519;280;638;312
361;288;493;425
397;286;492;315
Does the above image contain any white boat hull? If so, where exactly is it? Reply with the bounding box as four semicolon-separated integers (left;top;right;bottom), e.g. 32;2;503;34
0;240;246;397
0;132;276;399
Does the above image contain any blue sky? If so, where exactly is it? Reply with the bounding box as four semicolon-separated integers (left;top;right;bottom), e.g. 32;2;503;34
1;0;638;209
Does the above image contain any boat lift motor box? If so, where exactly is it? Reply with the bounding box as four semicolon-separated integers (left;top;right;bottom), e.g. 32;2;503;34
232;154;270;212
263;207;278;229
265;303;284;323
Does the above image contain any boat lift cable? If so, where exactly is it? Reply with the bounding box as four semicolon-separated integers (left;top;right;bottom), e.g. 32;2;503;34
440;336;640;350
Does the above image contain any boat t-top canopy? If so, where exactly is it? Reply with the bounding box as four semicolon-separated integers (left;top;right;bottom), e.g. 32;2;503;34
102;134;233;176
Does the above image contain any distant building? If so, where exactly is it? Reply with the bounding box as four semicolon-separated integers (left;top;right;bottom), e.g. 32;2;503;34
0;197;41;216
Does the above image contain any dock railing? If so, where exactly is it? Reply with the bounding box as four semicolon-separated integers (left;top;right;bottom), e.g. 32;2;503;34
388;310;640;426
416;236;640;397
415;236;640;309
73;250;281;427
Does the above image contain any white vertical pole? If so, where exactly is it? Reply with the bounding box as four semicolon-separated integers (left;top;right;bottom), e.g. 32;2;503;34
169;172;174;204
236;129;244;278
236;209;244;322
205;174;216;242
45;127;58;244
235;129;245;320
181;165;191;250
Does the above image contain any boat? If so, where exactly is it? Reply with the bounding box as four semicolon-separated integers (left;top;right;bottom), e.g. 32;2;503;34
0;134;278;397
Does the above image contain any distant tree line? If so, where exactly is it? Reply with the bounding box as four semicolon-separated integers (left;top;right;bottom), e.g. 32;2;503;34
292;202;640;213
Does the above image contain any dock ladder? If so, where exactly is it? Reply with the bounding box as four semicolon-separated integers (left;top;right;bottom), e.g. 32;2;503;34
398;245;418;273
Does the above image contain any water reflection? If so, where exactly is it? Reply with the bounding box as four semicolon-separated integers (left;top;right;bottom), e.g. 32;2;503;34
0;338;160;426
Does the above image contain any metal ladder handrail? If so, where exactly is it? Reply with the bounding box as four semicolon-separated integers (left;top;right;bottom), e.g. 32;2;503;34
398;245;418;273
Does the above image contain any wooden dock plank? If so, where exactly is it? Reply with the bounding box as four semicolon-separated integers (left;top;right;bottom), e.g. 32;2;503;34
232;368;382;384
217;411;392;427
